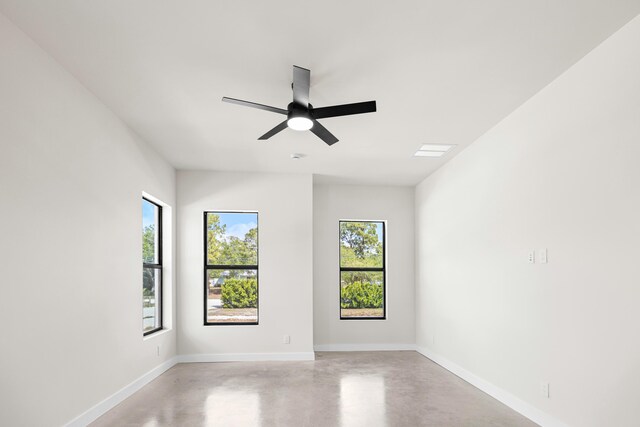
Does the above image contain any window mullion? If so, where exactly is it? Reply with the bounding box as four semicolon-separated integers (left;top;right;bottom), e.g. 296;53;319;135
143;263;162;269
207;264;258;270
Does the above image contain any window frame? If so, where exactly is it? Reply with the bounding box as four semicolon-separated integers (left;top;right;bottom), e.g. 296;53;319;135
339;220;386;320
142;197;163;336
203;211;259;326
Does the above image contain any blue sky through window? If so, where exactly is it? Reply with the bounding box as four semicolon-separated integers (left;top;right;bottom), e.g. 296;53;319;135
142;199;156;229
218;212;257;239
375;222;383;241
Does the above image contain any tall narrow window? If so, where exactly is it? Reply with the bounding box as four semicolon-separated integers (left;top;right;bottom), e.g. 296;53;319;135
142;198;162;335
339;220;385;319
204;212;258;325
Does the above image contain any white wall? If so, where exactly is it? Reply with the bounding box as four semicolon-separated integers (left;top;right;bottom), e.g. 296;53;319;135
176;171;314;358
313;184;415;349
415;14;640;427
0;12;176;427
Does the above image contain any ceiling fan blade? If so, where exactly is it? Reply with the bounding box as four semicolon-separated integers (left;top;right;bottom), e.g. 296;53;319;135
258;120;289;140
310;120;339;146
222;97;288;115
292;66;310;106
311;100;377;119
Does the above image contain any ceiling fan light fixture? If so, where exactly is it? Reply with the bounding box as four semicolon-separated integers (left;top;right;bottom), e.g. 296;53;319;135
287;116;313;131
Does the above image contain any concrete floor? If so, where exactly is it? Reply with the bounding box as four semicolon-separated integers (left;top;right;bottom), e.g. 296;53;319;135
91;351;538;427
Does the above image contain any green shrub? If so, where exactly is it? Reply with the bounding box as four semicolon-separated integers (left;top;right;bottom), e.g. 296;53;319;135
340;281;383;309
221;278;257;308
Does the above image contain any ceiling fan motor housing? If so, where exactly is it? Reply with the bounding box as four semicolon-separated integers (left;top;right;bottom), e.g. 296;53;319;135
287;102;313;120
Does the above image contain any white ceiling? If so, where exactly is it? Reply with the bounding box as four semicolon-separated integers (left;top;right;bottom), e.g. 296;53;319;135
1;1;639;185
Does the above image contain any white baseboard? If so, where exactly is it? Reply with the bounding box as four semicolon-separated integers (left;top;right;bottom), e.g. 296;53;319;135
65;357;178;427
177;351;316;363
314;343;417;352
64;351;314;426
66;347;564;427
415;345;568;427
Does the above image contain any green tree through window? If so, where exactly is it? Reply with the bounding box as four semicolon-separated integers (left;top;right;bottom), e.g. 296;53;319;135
142;198;162;335
204;212;259;325
339;221;385;319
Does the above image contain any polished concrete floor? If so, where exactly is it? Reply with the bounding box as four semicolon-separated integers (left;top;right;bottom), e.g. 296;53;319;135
91;351;538;427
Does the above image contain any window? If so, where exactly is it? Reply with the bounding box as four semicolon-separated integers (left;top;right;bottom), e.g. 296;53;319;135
142;198;163;335
204;211;258;325
339;220;385;319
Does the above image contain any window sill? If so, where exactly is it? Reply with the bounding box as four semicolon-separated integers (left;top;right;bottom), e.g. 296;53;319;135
143;328;172;341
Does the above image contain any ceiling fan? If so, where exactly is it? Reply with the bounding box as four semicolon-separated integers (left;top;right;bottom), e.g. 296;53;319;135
222;65;376;146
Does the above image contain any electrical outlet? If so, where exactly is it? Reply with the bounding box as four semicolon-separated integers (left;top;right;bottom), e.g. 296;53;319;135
528;250;535;264
540;382;549;398
283;335;290;344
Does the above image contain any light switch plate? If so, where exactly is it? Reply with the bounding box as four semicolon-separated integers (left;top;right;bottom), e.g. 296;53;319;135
539;249;548;264
540;382;550;398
